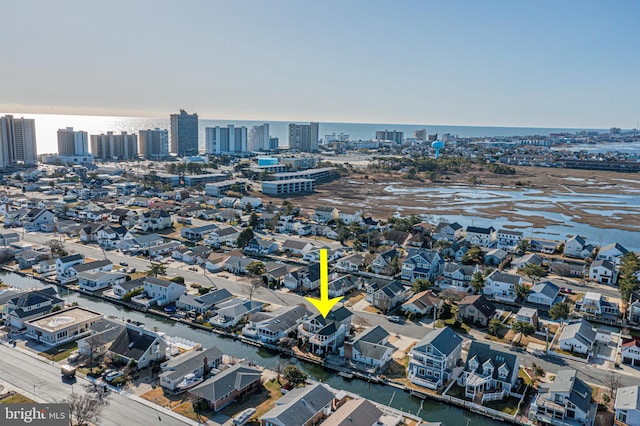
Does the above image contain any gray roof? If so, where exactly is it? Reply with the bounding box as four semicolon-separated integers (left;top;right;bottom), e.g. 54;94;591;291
615;385;640;411
414;326;463;357
260;383;335;426
590;259;615;270
258;305;312;333
134;233;164;245
322;399;382;426
160;347;223;382
530;281;559;299
599;242;628;256
517;307;537;318
144;277;184;288
459;295;496;318
487;270;521;285
72;259;113;273
560;319;596;346
465;342;518;384
282;239;312;250
116;279;145;292
215;299;262;319
189;363;261;403
59;254;84;263
352;326;393;361
546;369;592;414
109;327;159;361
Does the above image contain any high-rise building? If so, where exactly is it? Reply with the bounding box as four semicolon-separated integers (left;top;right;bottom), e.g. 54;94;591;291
139;128;169;159
57;127;88;156
375;130;403;144
288;122;319;152
0;115;37;167
170;109;199;156
414;129;427;141
270;137;279;150
205;125;247;154
90;132;138;160
248;123;271;151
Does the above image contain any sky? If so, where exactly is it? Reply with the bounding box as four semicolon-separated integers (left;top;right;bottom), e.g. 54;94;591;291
2;0;639;128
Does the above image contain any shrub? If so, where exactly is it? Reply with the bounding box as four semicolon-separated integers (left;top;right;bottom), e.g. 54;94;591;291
171;276;185;284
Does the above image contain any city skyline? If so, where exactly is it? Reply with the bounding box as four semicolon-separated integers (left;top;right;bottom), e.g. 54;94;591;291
2;1;639;129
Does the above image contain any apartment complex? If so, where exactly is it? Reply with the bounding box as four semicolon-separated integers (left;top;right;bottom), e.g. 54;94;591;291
288;122;319;152
139;128;169;159
0;115;38;167
170;109;199;156
57;127;89;156
90;132;138;160
248;123;271;151
205;125;247;154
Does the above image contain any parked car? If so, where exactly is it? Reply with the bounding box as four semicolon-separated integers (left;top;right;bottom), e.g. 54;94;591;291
105;371;124;382
119;261;128;266
68;353;80;364
101;369;117;379
233;408;256;426
126;268;136;273
387;316;403;324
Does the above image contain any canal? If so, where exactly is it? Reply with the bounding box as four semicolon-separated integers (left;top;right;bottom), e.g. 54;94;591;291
2;271;501;426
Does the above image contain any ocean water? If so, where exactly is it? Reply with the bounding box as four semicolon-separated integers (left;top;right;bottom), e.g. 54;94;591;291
0;112;607;154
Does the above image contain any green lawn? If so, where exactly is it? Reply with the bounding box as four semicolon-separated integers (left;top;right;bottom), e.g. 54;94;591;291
0;393;36;404
484;396;521;415
39;342;78;362
445;383;471;401
519;368;534;386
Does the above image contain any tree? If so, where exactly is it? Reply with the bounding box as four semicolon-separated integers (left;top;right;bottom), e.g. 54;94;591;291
145;262;167;278
171;276;185;284
516;239;531;255
470;271;485;294
247;261;266;276
488;318;503;336
439;288;467;303
84;333;109;375
236;228;254;249
618;252;640;311
514;282;531;301
521;264;547;286
50;305;62;313
412;278;433;293
512;321;536;336
240;278;262;301
549;301;571;322
249;212;259;229
605;373;624;400
274;361;285;385
462;245;484;265
48;239;68;257
68;392;105;426
438;302;453;320
283;364;307;386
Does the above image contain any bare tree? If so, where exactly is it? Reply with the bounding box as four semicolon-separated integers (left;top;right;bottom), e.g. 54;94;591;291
605;373;624;400
68;392;105;426
84;333;109;374
240;277;262;301
274;360;284;385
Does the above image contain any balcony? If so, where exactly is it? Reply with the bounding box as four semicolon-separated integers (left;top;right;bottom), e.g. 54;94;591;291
409;372;441;390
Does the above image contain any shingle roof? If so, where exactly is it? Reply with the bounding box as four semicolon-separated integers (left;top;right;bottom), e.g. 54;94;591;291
465;341;518;383
189;363;262;404
322;399;382;426
458;295;496;318
260;384;335;426
486;270;521;285
109;327;159;361
560;319;596;346
547;370;592;414
72;259;113;273
160;346;223;382
414;326;463;357
530;281;559;299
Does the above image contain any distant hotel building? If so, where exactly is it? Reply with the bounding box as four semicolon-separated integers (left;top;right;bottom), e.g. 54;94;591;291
375;130;403;144
288;122;319;152
324;133;349;145
0;115;37;167
170;109;199;156
206;125;247;154
57;127;88;156
262;179;314;195
248;124;271;151
414;129;427;141
90;132;138;160
139;128;169;159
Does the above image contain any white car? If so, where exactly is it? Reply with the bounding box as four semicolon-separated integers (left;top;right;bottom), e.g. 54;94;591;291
105;371;124;382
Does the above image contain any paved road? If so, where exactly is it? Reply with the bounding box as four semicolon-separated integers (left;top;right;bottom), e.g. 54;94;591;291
0;342;190;426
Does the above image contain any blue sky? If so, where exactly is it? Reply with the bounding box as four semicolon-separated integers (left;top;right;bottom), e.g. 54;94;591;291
2;0;639;128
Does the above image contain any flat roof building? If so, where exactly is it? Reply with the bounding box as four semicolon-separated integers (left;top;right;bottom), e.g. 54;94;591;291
262;178;314;195
25;306;103;346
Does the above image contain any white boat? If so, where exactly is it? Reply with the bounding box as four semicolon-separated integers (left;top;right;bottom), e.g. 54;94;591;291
176;373;203;390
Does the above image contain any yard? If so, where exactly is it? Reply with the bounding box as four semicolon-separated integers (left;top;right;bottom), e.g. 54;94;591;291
38;341;78;362
221;378;283;421
484;396;521;416
0;393;35;404
445;383;471;401
385;356;408;380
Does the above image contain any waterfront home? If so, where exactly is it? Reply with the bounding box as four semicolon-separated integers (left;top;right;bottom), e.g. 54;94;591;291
323;399;383;426
23;208;56;232
242;305;311;344
576;292;620;317
343;325;394;373
436;261;478;292
531;369;595;426
203;226;239;247
327;275;361;298
298;306;353;355
496;229;523;252
335;253;365;273
401;290;442;317
457;295;496;326
180;224;219;241
401;249;444;282
108;323;168;369
314;206;339;224
32;259;56;275
338;208;363;225
484;249;509;266
516;307;539;329
371;248;399;276
621;338;640;366
175;289;233;314
365;279;408;313
527;281;561;308
78;271;126;291
111;279;144;300
408;326;463;390
244;237;279;256
303;248;345;263
465;226;496;247
511;253;545;269
596;242;629;266
59;259;113;284
137;209;172;232
382;230;410;247
209;298;263;329
433;222;463;242
190;363;262;412
55;253;85;279
558;319;596;355
564;235;595;259
459;342;520;403
550;260;586;278
588;260;618;285
25;306;103;346
17;249;49;269
6;287;64;329
159;346;223;392
260;383;335;426
134;277;186;308
483;270;521;302
615;385;640;426
76;318;126;357
530;238;561;254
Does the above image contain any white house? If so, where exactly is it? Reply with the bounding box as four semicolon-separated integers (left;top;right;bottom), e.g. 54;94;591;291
78;271;126;291
22;208;56;232
343;325;394;373
203;227;239;247
59;259;113;283
138;209;172;232
241;305;311;344
564;235;595;259
433;222;463;242
436;262;478;292
483;270;521;302
465;226;496;247
55;254;85;279
209;298;263;329
297;307;352;355
589;260;618;285
615;385;640;426
596;242;629;266
558;319;596;355
408;327;463;390
621;338;640;366
531;369;595;426
577;292;620;317
135;277;186;307
526;281;560;308
496;229;523;252
159;346;223;392
335;254;365;273
108;323;168;369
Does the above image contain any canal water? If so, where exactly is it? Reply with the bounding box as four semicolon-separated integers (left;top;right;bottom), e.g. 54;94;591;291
1;271;500;426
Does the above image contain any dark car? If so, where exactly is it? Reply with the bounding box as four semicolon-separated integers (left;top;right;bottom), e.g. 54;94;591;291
119;261;128;267
387;316;403;324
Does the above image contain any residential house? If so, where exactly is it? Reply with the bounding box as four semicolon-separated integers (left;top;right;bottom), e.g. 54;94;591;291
175;289;233;313
465;226;496;247
135;277;186;307
6;287;64;329
576;292;619;318
564;235;595;259
516;307;539;330
401;249;444;282
457;295;496;326
96;226;130;249
327;275;361;298
182;246;212;265
371;248;399;276
483;270;521;302
242;305;311;344
343;325;394;373
209;298;263;329
76;318;126;357
401;290;442;317
511;253;545;269
436;262;478;292
17;249;49;269
527;281;561;308
314;206;339;224
111;279;145;300
224;252;254;274
121;233;164;252
621;338;640;367
108;323;168;369
283;263;324;292
433;222;463;242
79;223;104;244
558;319;596;355
24;306;103;346
55;254;85;279
484;249;509;266
365;279;408;313
589;260;618;285
496;229;523;252
335;254;365;273
22;208;56;231
32;259;56;275
138;209;172;232
629;293;640;326
596;242;629;266
408;326;463;390
530;239;561;254
458;342;520;403
264;262;294;287
281;239;316;256
259;383;335;426
531;369;595;426
0;232;20;246
181;224;219;241
298;306;353;355
550;260;586;278
78;271;126;291
60;259;113;283
302;248;344;263
203;227;239;247
149;241;182;258
159;346;223;392
244;237;279;256
322;399;383;426
383;230;410;247
615;385;640;426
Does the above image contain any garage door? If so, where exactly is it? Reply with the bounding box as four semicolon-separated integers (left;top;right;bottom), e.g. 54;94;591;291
623;357;632;364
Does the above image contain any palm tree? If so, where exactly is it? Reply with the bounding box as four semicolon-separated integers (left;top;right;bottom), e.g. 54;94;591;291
146;263;167;278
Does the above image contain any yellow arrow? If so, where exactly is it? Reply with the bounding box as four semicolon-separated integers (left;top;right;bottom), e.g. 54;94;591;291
305;248;343;318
